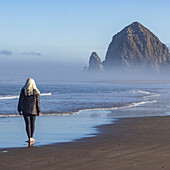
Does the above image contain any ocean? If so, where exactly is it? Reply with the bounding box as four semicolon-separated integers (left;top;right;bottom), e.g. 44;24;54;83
1;79;170;148
0;81;169;117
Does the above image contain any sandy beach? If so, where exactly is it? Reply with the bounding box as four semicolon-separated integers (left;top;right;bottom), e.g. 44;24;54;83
1;115;170;170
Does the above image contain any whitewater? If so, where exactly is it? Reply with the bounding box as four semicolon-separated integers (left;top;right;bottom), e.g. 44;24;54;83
0;82;169;118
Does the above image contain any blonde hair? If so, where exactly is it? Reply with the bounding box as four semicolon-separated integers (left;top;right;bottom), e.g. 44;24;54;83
23;78;40;96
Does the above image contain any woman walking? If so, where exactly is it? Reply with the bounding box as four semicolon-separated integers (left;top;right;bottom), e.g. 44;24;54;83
18;78;41;144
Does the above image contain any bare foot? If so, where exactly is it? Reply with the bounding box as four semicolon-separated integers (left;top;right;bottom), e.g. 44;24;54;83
30;138;35;143
28;142;33;147
26;138;35;143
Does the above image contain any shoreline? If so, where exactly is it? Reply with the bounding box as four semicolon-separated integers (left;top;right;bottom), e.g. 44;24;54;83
1;115;170;169
0;109;114;149
0;97;157;118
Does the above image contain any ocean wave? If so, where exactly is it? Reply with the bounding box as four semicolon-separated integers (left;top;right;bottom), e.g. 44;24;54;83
143;93;161;99
0;96;19;100
0;114;20;118
132;90;151;95
0;100;156;118
0;93;52;100
77;100;157;112
0;112;77;118
132;90;161;100
40;93;52;96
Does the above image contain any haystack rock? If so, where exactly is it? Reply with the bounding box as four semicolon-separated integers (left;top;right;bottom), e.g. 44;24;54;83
102;22;170;72
88;52;104;71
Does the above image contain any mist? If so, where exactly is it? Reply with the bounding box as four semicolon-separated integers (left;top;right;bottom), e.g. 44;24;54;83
1;59;170;84
0;60;87;84
83;67;170;83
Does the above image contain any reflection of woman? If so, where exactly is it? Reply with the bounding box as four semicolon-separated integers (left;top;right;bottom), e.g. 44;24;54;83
18;78;41;143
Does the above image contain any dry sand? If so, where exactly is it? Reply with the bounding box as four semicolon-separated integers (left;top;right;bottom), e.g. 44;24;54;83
1;116;170;170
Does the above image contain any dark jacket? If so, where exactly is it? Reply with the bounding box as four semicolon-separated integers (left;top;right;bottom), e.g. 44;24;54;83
18;89;41;115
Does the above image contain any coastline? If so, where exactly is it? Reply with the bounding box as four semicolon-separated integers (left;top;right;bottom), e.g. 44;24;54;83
1;115;170;169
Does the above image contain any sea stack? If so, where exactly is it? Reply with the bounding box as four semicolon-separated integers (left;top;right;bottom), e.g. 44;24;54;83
88;52;104;71
87;22;170;73
102;22;170;72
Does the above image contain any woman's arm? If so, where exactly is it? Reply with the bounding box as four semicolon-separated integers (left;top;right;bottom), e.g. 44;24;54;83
36;94;41;115
18;90;24;115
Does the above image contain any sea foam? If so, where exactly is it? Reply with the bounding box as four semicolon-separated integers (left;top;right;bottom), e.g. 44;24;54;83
0;100;156;118
0;93;52;100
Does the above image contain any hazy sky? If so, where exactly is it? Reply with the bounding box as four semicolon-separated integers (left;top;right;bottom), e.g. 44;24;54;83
0;0;170;64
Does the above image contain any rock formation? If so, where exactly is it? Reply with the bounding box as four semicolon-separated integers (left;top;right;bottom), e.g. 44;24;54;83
87;22;170;73
103;22;170;72
88;52;104;71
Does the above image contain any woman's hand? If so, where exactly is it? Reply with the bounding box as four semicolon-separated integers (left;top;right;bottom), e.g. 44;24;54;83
19;111;22;116
37;112;41;116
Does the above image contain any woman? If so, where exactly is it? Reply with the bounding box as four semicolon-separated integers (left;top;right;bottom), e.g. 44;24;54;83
18;78;41;143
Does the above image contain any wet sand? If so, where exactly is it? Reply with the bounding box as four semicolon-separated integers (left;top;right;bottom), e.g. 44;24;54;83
1;116;170;170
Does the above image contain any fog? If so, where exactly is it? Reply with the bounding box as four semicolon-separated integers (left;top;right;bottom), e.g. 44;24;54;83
0;60;170;84
83;67;170;83
0;60;86;84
